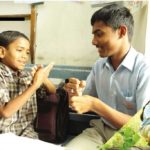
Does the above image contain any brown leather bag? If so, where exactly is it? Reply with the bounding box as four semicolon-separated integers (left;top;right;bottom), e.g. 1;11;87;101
35;88;69;143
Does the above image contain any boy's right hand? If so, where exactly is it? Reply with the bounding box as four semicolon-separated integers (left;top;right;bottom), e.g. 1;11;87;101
32;63;54;89
64;77;86;97
31;63;54;78
43;62;54;78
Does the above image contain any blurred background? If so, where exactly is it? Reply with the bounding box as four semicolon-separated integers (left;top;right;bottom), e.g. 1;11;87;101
0;0;149;66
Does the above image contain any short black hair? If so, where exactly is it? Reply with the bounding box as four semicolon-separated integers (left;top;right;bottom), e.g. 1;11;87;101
91;3;134;42
0;30;29;49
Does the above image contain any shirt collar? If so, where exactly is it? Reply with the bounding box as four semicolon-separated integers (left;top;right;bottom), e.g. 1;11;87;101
0;62;14;77
0;62;31;78
103;47;137;72
121;47;137;71
105;58;112;70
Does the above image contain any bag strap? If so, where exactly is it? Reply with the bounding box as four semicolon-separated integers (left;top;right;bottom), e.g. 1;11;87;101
141;100;150;121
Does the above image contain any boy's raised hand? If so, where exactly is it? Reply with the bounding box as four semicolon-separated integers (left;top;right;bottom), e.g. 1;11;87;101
31;62;54;89
64;77;86;97
43;62;54;78
31;62;54;77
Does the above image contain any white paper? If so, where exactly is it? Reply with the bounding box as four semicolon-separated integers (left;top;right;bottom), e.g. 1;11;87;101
0;133;65;150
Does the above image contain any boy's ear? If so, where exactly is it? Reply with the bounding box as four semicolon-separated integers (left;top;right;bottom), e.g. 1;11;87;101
118;25;127;39
0;46;6;58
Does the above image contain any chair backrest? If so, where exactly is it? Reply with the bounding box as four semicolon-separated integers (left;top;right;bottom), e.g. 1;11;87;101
25;64;91;87
25;64;91;80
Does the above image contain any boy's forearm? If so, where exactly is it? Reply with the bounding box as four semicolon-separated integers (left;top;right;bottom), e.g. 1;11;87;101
91;96;132;128
0;84;38;118
43;78;56;94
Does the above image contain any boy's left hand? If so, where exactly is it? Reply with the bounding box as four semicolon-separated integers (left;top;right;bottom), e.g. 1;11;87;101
31;62;54;79
69;95;93;114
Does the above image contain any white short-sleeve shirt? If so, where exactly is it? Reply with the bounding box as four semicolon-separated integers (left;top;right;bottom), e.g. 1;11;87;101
84;47;150;127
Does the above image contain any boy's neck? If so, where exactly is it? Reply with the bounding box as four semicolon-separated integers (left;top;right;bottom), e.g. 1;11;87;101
110;43;131;70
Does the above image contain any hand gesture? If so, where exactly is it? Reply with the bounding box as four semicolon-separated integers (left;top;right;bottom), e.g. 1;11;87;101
31;63;54;89
64;77;86;97
69;95;93;114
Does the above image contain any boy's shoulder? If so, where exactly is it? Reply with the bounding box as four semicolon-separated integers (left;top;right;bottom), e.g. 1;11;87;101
0;64;6;77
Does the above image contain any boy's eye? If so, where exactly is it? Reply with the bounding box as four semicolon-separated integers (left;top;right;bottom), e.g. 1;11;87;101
95;32;103;37
26;51;30;55
17;49;22;52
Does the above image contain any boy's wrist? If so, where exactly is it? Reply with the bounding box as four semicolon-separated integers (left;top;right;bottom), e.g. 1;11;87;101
30;82;40;91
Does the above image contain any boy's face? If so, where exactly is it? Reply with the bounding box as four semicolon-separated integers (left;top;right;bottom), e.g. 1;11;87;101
1;37;30;71
92;21;122;58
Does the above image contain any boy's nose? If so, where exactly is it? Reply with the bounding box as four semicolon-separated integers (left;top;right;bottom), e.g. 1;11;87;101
22;53;29;59
92;37;97;46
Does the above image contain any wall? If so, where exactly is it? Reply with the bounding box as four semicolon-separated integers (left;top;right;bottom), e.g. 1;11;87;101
144;1;150;59
0;21;30;37
0;1;30;37
35;1;98;66
0;1;30;15
132;4;148;53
